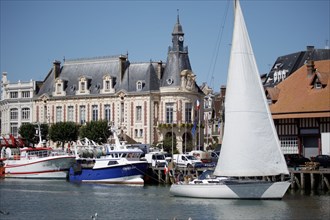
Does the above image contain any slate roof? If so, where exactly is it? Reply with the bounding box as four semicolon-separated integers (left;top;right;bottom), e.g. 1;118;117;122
270;60;330;119
264;46;330;87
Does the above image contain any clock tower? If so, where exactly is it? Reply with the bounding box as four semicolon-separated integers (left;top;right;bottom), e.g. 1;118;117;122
172;14;185;52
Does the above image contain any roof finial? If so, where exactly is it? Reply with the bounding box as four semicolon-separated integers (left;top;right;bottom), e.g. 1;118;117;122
177;9;180;24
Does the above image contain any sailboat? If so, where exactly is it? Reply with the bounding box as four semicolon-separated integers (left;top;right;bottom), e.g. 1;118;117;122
169;0;290;199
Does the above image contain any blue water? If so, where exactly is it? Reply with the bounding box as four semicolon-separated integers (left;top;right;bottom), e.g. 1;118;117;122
0;179;329;220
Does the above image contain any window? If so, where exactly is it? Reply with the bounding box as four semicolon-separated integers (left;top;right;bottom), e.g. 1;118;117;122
10;108;18;120
22;91;30;98
136;106;142;122
56;106;62;122
80;106;86;124
185;103;192;123
10;123;18;137
22;108;30;120
104;104;111;121
139;129;143;137
10;92;18;99
81;82;85;91
314;78;322;89
135;129;138;137
166;103;174;124
136;81;143;91
105;80;110;90
121;102;124;122
92;105;98;121
56;83;62;94
67;106;74;122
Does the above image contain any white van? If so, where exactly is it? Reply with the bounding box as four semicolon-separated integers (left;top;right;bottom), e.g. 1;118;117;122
173;154;203;168
144;152;167;167
188;150;212;163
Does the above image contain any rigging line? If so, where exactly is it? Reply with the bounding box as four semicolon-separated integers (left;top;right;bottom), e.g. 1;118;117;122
206;0;230;89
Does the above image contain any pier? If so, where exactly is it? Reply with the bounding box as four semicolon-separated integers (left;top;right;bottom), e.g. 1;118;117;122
145;165;330;191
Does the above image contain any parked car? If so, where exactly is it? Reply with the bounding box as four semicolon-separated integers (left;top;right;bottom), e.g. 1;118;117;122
284;154;310;167
313;155;330;168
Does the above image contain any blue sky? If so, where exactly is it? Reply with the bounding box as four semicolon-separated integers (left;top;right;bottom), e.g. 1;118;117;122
1;0;329;91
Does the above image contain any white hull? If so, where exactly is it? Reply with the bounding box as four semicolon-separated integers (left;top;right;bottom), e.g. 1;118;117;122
170;180;290;199
81;175;144;185
5;155;75;179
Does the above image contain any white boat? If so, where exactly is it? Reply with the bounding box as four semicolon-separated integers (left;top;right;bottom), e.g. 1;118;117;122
68;127;148;184
4;146;76;179
170;0;290;199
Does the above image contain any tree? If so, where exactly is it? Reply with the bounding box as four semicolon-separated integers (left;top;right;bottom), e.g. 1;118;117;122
79;120;111;144
19;123;49;146
49;122;79;148
162;134;179;154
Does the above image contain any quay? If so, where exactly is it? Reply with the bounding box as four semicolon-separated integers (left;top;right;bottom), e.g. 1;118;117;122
289;168;330;191
145;165;330;191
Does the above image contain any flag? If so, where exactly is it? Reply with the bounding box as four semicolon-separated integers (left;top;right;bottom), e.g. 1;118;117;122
164;163;169;175
196;100;200;110
191;119;197;137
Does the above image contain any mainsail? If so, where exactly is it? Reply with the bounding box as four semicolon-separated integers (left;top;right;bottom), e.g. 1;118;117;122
213;0;289;177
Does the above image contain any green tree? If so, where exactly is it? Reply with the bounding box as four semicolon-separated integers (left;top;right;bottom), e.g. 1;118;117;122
49;122;79;148
19;123;49;146
79;120;111;144
162;134;179;154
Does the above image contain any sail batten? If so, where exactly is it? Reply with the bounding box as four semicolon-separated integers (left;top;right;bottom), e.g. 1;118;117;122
213;0;289;177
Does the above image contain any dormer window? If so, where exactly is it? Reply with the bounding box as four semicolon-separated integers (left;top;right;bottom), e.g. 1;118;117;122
53;78;66;96
310;72;327;90
137;81;143;91
100;75;115;94
314;78;322;89
76;76;91;95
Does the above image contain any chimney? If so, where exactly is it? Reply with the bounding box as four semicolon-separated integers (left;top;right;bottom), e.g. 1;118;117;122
220;85;226;98
53;60;61;79
119;55;127;83
306;60;315;78
157;60;163;80
306;46;314;51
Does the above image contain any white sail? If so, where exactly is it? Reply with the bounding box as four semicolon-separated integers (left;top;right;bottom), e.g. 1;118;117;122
213;0;289;177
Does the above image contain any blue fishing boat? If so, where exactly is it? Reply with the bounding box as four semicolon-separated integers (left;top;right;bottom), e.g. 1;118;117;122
69;128;148;184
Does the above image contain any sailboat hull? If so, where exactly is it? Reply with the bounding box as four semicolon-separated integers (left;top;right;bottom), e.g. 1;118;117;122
170;180;290;199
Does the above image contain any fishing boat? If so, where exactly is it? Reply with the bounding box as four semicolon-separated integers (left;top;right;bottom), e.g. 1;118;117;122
170;0;290;199
68;127;148;184
4;144;76;179
3;125;76;179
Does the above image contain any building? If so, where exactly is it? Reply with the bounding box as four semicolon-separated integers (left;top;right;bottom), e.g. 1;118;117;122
29;15;204;153
0;73;37;137
264;46;330;87
266;60;330;158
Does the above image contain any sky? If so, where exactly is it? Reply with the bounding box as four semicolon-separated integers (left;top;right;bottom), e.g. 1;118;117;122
1;0;329;91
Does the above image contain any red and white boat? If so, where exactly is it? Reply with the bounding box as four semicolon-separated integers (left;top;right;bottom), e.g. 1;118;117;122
4;146;76;179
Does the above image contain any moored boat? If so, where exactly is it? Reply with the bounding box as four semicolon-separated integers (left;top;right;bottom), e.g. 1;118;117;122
4;146;76;179
69;128;148;184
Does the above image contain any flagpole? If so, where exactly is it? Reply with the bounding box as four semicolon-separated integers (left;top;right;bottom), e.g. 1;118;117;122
198;107;200;150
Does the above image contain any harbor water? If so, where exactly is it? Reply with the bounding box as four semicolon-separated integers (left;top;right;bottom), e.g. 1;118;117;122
0;179;329;220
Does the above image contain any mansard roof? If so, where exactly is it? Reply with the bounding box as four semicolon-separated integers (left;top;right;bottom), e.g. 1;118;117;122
119;62;160;92
264;46;330;87
35;56;160;97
